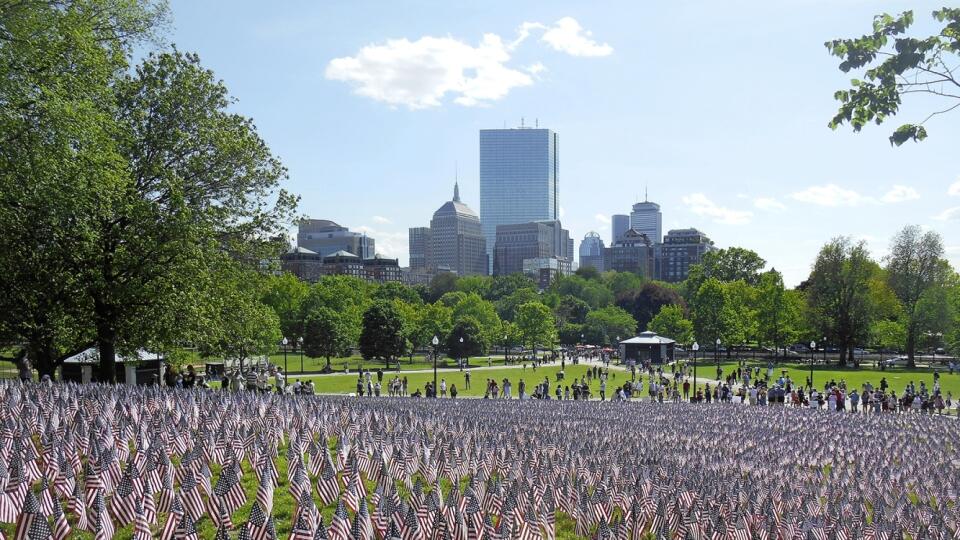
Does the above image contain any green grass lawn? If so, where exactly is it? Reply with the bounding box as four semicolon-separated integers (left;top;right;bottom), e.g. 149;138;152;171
281;362;628;398
687;358;960;396
182;350;520;374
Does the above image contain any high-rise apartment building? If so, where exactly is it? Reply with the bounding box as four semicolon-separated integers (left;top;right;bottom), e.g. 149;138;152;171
578;231;605;272
604;229;655;278
656;228;715;282
297;219;375;259
480;127;558;272
611;214;630;244
630;199;663;244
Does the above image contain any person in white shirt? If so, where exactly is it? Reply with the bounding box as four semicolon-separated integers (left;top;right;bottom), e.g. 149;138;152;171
274;369;285;393
440;379;447;398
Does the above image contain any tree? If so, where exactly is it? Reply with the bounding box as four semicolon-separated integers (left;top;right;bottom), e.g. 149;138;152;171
455;275;493;299
301;275;372;348
616;282;686;331
691;278;735;348
411;302;454;355
359;302;405;367
558;323;585;346
806;237;878;366
0;0;168;377
496;288;541;321
514;302;556;352
261;273;309;343
885;225;953;366
722;280;758;354
825;9;960;145
451;293;502;343
574;266;602;281
488;274;537;302
445;317;486;360
686;247;766;296
756;270;804;358
555;295;591;325
870;319;906;352
648;305;694;345
196;266;281;371
428;273;459;303
583;306;637;345
550;275;613;309
602;271;645;298
372;282;422;305
303;307;350;372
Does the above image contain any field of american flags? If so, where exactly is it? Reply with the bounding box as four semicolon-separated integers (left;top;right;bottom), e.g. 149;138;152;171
0;381;958;539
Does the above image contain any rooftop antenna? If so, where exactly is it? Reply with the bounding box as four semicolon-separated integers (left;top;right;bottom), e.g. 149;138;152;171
535;118;539;128
521;117;525;128
645;185;648;202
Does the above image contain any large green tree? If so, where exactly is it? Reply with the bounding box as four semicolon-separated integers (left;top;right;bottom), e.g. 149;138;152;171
616;282;686;332
885;225;953;366
514;302;556;352
691;278;735;348
303;307;351;372
805;237;878;366
359;301;405;367
755;270;803;357
261;273;309;344
648;304;694;345
300;275;372;348
446;317;486;360
685;247;767;296
826;8;960;145
583;306;637;345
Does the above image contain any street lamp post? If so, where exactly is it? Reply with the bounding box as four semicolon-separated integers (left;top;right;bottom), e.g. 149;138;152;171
432;335;439;398
281;337;288;374
692;342;700;401
503;334;508;364
298;337;304;373
810;340;817;390
459;337;465;369
715;338;721;380
822;336;827;366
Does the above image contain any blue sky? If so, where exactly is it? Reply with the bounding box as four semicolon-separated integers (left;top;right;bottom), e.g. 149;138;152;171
167;0;960;286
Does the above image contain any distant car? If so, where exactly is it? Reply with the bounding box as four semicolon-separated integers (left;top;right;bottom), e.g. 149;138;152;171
883;356;909;366
790;344;810;353
852;348;867;355
826;347;840;353
935;348;946;355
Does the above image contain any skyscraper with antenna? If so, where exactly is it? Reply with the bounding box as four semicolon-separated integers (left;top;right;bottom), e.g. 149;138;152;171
629;188;662;244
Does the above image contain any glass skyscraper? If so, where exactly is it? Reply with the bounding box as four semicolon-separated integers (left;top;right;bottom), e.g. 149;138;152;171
630;200;663;244
479;128;558;272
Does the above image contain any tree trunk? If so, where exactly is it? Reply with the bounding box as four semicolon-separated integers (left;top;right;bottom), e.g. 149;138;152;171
906;329;917;368
96;333;117;382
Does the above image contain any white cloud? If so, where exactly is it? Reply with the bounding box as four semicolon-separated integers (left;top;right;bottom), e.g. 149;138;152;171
540;17;613;57
372;215;392;224
594;213;611;225
880;185;920;203
682;193;753;225
933;207;960;221
949;178;960;196
326;17;609;109
753;197;786;211
790;184;871;207
326;34;532;109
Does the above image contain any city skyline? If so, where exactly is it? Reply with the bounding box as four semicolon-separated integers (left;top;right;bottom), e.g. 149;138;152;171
165;0;960;287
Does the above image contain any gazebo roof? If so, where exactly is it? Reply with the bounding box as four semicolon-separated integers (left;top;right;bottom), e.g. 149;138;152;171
620;331;675;345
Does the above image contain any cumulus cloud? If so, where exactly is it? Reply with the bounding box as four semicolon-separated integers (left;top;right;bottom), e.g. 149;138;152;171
880;185;920;203
682;193;752;225
372;215;392;224
753;197;786;212
539;17;613;57
933;207;960;222
790;184;870;207
326;17;609;109
594;213;611;225
949;178;960;196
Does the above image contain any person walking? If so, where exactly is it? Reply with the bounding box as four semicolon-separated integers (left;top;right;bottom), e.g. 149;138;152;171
464;370;471;389
450;384;458;399
599;379;607;401
440;379;447;398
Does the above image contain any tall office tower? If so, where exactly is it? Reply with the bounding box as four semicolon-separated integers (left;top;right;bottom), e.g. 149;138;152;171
493;220;571;277
629;196;663;244
408;227;432;271
429;182;488;276
480;126;559;272
297;219;375;258
579;231;606;272
611;214;630;244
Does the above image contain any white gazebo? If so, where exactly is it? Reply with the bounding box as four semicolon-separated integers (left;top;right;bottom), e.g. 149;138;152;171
619;331;676;364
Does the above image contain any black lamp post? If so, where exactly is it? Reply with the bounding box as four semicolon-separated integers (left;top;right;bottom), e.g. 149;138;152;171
715;338;721;380
822;336;827;366
298;336;304;373
692;342;700;400
503;333;508;364
431;335;439;398
810;340;817;390
459;336;464;369
281;337;288;374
